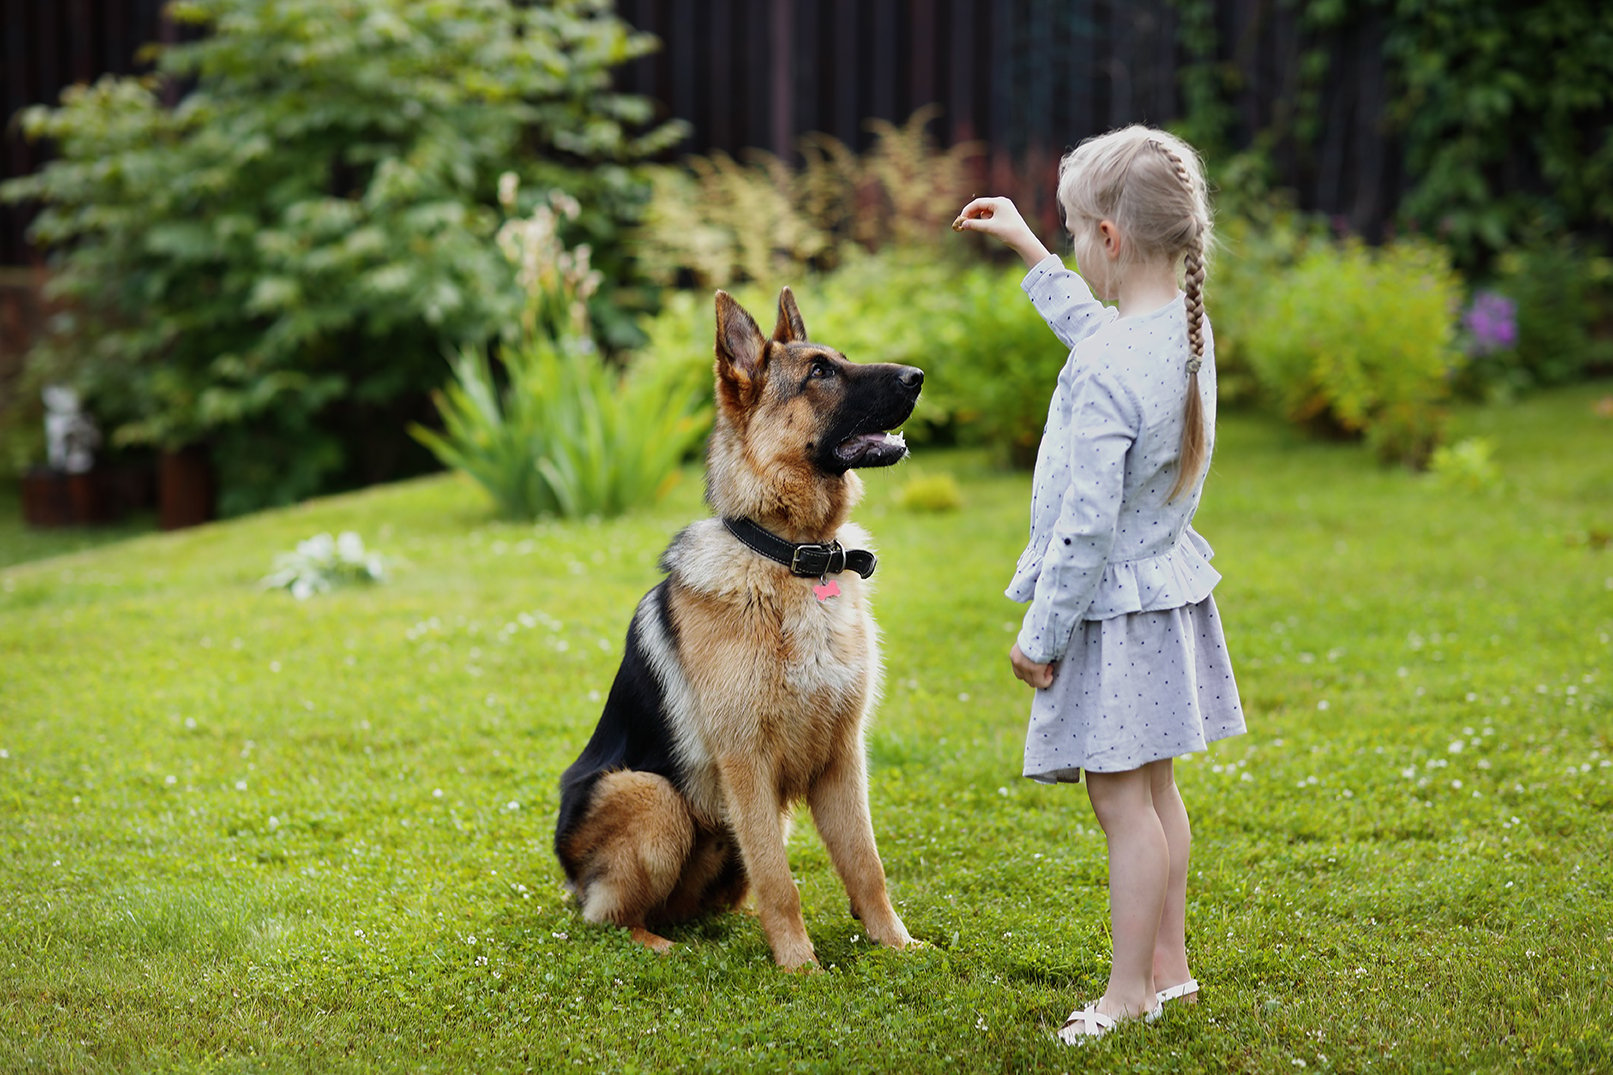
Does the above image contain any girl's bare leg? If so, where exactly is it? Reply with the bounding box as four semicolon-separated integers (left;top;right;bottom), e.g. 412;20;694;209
1146;759;1195;995
1083;767;1168;1018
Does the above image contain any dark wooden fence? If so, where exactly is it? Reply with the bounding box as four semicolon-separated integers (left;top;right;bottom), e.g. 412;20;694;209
610;0;1402;239
3;0;1402;268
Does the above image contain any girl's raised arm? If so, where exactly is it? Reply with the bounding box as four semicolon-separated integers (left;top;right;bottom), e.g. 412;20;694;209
953;197;1053;268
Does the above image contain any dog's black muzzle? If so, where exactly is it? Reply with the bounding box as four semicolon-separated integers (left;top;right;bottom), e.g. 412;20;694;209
819;364;924;474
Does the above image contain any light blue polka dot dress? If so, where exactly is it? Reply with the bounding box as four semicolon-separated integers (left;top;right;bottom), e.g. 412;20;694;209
1009;255;1246;782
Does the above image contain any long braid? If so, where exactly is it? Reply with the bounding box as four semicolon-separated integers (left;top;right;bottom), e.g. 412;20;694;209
1156;139;1210;503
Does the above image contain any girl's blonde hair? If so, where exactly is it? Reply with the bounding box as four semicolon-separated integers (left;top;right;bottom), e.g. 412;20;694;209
1057;126;1212;502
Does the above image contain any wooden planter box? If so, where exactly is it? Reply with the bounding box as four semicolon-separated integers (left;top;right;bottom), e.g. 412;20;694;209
20;459;162;529
21;467;100;527
157;446;215;530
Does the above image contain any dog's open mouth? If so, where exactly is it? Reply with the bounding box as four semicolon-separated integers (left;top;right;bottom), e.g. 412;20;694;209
833;429;907;468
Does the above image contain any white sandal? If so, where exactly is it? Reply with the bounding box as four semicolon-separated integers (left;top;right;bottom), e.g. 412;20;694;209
1056;999;1164;1044
1156;978;1200;1005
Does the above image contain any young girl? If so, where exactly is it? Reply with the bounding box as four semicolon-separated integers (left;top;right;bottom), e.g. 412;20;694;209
953;125;1245;1043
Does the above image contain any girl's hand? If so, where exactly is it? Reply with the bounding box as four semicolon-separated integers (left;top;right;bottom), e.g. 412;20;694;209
1010;643;1056;689
953;197;1052;268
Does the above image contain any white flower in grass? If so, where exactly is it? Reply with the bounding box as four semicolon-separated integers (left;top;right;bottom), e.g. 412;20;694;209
262;531;387;598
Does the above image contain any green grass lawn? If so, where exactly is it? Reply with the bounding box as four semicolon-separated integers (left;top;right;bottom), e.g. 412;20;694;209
0;479;156;572
2;384;1610;1073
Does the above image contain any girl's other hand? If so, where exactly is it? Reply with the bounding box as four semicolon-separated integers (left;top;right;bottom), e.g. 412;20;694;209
953;197;1052;268
1010;643;1056;689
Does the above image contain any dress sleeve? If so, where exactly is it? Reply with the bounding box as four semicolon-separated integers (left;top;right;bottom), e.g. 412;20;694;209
1015;368;1138;665
1022;254;1117;352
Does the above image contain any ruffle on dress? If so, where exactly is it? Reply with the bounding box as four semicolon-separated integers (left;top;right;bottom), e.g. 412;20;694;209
1082;526;1221;620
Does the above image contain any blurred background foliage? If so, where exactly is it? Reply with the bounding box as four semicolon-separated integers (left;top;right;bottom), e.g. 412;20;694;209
2;0;1609;520
2;0;683;515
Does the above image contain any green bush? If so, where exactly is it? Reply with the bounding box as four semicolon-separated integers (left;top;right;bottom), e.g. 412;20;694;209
895;472;965;513
1;0;681;512
634;107;981;290
1203;181;1330;408
932;260;1077;466
1241;237;1465;468
1494;242;1613;389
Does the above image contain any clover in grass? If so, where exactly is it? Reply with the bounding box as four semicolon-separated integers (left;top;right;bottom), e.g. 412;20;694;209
262;531;387;599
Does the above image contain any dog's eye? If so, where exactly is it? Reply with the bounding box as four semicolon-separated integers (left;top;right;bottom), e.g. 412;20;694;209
809;361;836;380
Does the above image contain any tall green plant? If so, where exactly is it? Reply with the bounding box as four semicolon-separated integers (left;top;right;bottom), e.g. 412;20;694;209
2;0;682;513
411;336;708;521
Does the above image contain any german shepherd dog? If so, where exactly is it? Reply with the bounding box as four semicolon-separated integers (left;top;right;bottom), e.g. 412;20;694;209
554;288;923;969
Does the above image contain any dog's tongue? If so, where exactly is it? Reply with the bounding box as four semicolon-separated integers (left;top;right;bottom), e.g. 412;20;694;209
834;430;907;466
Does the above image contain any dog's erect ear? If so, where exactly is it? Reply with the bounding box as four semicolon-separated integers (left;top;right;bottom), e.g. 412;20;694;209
714;290;768;406
772;287;808;344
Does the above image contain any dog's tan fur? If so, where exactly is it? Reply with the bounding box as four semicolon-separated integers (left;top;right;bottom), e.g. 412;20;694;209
555;289;919;969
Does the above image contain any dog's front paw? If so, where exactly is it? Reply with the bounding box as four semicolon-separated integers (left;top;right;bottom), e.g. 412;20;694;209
771;939;820;972
865;918;919;950
628;926;676;955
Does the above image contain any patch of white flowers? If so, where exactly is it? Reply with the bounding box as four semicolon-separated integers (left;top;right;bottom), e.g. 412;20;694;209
262;531;387;599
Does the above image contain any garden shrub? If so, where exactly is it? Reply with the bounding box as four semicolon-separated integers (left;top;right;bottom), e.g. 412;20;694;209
895;473;965;514
634;107;982;290
1494;242;1613;389
1202;181;1330;408
1;0;681;514
1241;237;1465;468
1448;244;1613;402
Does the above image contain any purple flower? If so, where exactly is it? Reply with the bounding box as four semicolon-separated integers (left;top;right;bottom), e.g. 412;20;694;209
1463;291;1517;355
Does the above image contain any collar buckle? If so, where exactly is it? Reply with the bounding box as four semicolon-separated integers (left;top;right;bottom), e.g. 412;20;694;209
789;540;844;578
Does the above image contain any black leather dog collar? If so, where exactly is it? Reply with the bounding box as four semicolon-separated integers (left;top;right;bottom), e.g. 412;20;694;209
722;517;877;580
